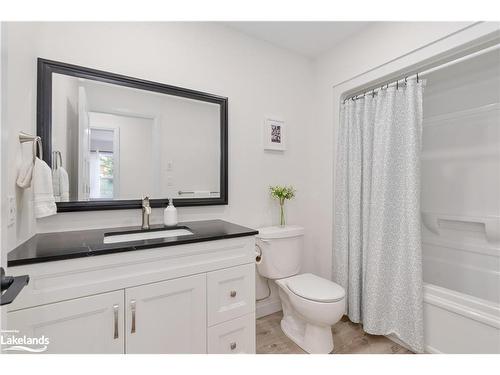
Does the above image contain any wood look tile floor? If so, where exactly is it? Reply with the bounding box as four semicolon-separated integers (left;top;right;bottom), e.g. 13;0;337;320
256;312;413;354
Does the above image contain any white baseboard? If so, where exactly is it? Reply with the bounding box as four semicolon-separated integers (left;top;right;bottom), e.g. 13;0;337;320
256;298;282;319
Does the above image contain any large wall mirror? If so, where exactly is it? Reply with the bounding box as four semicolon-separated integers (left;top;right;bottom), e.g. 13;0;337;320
37;59;228;211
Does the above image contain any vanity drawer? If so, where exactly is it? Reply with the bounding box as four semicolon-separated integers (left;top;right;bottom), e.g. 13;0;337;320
207;263;255;326
207;313;256;354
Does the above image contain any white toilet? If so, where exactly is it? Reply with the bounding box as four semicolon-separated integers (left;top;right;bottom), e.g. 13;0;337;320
256;225;345;354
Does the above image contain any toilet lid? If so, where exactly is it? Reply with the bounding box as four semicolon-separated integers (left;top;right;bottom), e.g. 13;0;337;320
286;273;345;303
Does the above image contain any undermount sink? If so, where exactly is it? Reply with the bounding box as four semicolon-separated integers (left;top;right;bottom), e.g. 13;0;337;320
103;228;193;244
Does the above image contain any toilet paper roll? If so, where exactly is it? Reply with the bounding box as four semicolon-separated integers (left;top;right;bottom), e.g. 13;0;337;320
255;246;262;264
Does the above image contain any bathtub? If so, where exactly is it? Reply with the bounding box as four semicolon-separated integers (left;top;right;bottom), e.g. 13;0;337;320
423;283;500;353
421;217;500;353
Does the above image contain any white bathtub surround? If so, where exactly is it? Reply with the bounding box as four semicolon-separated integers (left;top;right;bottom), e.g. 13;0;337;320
423;284;500;353
419;44;500;353
333;80;425;353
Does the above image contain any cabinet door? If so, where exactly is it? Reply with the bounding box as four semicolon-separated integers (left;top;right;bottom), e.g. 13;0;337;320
208;313;256;354
6;290;124;354
125;274;206;353
207;263;255;326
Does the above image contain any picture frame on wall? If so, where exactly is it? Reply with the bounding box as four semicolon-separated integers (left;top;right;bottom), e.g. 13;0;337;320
263;118;286;151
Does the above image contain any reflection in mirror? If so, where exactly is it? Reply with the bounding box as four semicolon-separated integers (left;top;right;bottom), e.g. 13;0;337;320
51;73;221;202
89;127;117;200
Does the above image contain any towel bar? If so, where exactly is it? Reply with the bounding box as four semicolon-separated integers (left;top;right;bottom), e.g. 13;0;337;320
19;131;43;162
52;150;63;169
178;190;220;195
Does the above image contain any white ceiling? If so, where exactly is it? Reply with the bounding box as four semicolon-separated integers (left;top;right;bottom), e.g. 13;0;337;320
224;22;374;59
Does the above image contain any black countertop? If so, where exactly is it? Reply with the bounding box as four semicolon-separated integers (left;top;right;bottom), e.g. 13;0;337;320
8;220;258;267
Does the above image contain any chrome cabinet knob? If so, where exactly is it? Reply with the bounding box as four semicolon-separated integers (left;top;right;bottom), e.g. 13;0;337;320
230;342;237;350
230;290;237;298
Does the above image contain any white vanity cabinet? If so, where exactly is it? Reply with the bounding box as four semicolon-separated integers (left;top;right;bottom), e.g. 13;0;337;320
7;290;125;354
206;264;256;353
6;236;256;354
125;274;206;354
208;314;256;354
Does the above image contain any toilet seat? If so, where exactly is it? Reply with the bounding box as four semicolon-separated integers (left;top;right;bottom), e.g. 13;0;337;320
285;273;345;303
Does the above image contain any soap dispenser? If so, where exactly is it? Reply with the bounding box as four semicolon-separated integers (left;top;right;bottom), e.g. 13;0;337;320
164;198;178;226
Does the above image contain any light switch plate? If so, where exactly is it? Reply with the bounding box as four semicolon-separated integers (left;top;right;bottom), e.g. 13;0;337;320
8;195;16;227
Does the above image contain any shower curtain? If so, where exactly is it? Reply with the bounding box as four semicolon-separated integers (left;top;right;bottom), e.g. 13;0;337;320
333;80;425;353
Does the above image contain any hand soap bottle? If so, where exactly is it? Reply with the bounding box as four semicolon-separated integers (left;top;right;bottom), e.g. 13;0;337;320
164;198;178;226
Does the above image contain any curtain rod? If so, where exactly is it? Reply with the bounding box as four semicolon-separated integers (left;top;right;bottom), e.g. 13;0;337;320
343;42;500;103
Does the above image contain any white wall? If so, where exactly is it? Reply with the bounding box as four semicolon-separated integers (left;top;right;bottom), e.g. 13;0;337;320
2;22;314;248
0;24;5;269
52;73;78;170
2;22;315;314
0;20;5;333
52;73;79;196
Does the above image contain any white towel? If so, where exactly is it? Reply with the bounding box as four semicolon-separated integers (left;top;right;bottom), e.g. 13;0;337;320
16;159;34;189
59;167;69;202
33;158;57;218
52;168;60;199
52;166;69;202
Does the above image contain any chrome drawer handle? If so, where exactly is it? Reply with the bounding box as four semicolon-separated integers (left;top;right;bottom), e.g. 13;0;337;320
230;290;237;298
113;304;119;339
131;300;136;334
230;342;237;350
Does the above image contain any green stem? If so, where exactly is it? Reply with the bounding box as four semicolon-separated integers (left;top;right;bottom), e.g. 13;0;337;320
280;200;285;227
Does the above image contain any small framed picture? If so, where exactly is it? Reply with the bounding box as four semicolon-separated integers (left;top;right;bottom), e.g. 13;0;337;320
263;118;286;151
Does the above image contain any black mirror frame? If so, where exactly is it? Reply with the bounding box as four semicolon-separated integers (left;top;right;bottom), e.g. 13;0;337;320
37;58;228;212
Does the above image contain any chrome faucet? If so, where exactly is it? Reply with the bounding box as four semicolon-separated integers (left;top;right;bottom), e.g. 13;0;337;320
141;196;151;230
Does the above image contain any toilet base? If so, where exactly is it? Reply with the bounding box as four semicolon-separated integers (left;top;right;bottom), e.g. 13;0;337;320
280;309;334;354
275;274;344;354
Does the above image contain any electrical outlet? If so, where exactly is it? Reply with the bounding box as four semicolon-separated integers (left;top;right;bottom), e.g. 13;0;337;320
8;196;16;227
167;176;174;186
166;161;173;172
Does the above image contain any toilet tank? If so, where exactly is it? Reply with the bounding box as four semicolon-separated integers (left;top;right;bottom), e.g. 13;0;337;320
256;225;305;279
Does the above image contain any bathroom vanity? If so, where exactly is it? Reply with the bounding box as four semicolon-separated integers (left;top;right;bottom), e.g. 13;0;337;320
2;59;258;354
6;220;258;354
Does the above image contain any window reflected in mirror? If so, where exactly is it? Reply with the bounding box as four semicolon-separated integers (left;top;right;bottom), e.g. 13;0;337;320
89;128;116;200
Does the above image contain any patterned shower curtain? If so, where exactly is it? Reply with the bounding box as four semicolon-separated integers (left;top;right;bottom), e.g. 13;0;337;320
333;79;425;353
